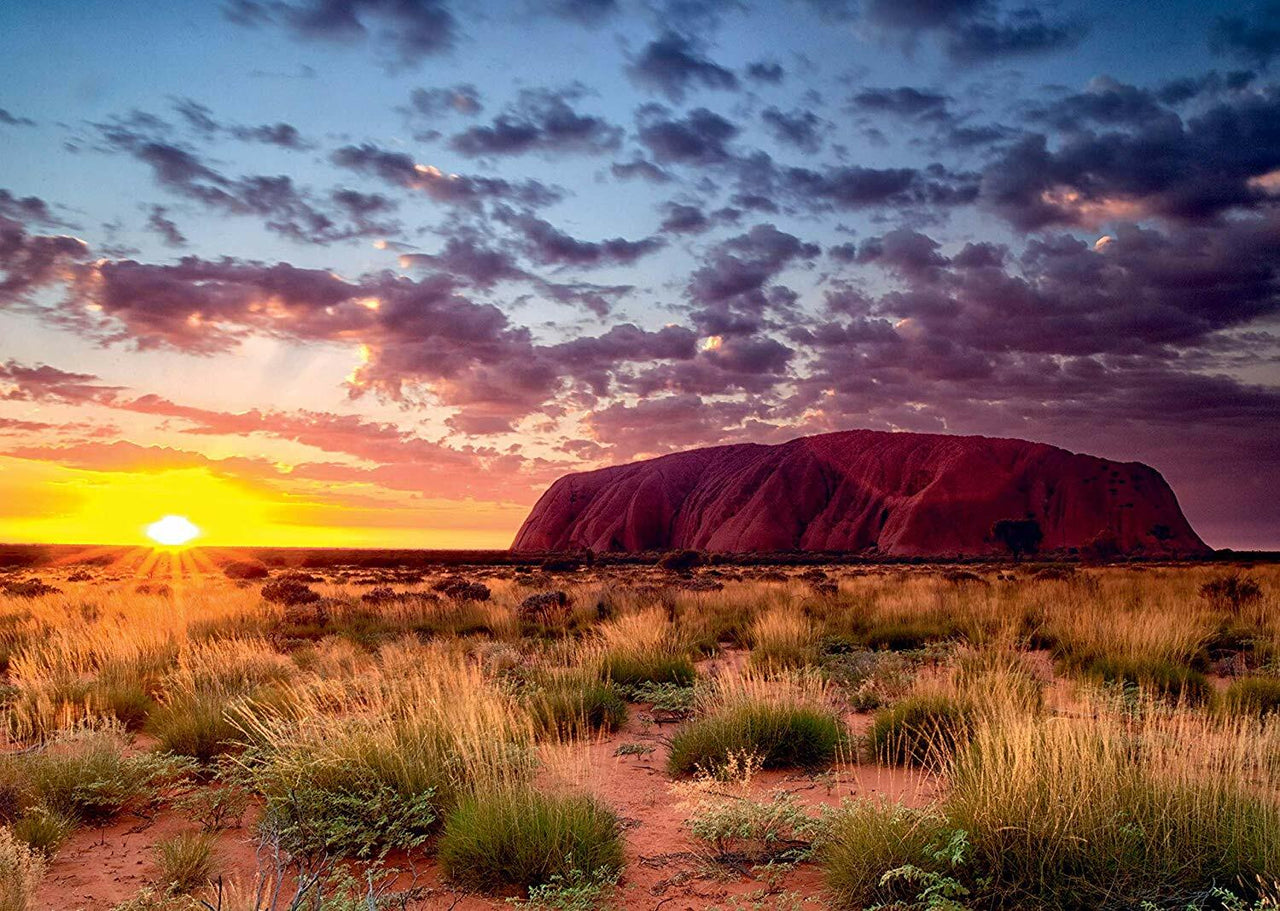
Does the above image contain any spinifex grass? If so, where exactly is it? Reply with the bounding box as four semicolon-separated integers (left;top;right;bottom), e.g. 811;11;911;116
668;671;846;775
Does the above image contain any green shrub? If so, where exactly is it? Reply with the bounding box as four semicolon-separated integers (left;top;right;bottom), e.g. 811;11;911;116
154;832;217;894
438;786;624;894
1221;676;1280;718
0;730;194;825
147;692;239;762
667;701;845;775
248;751;438;860
600;651;696;688
1078;655;1210;704
867;694;973;767
687;791;827;864
528;675;627;738
9;805;75;855
821;800;952;909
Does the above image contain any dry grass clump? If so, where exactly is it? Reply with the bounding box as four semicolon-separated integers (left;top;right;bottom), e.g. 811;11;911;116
944;703;1280;908
235;644;535;860
749;606;817;670
526;668;628;739
590;608;696;688
153;831;218;894
0;827;46;911
667;671;846;775
828;693;1280;910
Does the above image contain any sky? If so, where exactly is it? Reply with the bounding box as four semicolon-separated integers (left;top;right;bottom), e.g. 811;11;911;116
1;0;1278;550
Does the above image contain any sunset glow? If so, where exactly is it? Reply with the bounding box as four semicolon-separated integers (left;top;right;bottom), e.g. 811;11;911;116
145;514;200;547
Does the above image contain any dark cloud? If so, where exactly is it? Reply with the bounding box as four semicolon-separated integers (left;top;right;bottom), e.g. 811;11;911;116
659;202;717;234
862;0;1087;63
983;88;1280;229
97;120;393;244
627;32;739;102
636;105;740;166
761;106;826;152
403;84;483;119
1211;2;1280;68
849;86;951;121
1027;77;1173;130
745;61;785;84
331;143;564;207
0;191;59;226
495;208;666;269
945;10;1088;63
145;206;187;247
538;0;619;25
610;157;673;183
223;0;456;70
449;88;622;157
0;216;88;301
0;109;35;128
783;161;979;211
687;223;820;334
173;99;314;149
0;361;120;404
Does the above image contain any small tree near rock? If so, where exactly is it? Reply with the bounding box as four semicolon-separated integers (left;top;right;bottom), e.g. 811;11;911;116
992;518;1043;561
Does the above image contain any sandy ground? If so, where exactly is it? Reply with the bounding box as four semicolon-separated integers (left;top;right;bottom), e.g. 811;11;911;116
37;704;934;910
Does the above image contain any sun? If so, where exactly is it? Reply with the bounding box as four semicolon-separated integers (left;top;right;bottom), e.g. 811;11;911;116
145;515;201;547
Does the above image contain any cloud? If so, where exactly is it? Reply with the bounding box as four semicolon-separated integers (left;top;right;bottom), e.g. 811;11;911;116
173;98;315;149
687;223;820;334
495;208;666;269
402;84;483;120
223;0;457;70
96;119;395;244
331;143;564;208
1211;2;1280;68
0;109;35;128
449;87;622;157
0;216;88;301
636;105;740;166
862;0;1087;64
538;0;619;25
145;206;187;247
745;61;785;83
982;88;1280;228
849;86;952;121
627;32;739;102
761;106;826;152
0;361;120;404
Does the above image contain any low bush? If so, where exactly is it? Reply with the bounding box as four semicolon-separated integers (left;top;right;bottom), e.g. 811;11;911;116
687;791;827;865
0;730;194;825
9;805;75;855
528;674;627;738
438;785;624;894
1221;676;1280;718
154;832;217;895
821;801;952;910
248;749;438;860
668;678;845;776
867;693;972;767
1077;654;1210;704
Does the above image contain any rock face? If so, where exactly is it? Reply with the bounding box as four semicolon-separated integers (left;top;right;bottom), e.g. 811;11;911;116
511;430;1208;556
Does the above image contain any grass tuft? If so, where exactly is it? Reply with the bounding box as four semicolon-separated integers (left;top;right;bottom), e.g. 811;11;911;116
438;785;624;894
